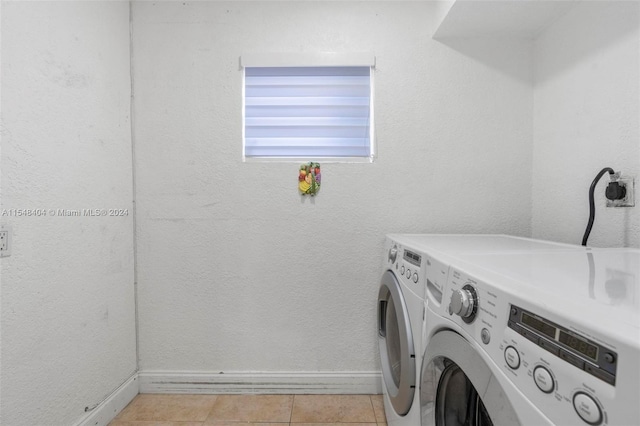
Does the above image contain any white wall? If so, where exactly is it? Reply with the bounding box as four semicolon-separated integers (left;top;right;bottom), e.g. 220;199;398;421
532;1;640;248
133;1;532;376
0;2;136;425
0;0;636;421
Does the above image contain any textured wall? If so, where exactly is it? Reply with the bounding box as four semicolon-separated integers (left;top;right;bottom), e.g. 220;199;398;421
133;1;533;373
0;2;136;425
0;0;637;422
532;1;640;248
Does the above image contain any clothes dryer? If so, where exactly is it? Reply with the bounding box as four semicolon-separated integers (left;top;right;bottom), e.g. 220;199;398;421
420;247;640;425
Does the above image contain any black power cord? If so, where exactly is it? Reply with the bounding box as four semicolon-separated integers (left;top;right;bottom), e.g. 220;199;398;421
581;167;626;246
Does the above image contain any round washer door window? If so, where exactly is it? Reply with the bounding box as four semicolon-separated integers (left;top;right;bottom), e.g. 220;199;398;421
377;270;416;416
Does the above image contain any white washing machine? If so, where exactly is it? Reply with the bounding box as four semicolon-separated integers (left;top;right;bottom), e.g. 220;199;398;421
378;235;430;426
420;246;640;425
377;234;586;426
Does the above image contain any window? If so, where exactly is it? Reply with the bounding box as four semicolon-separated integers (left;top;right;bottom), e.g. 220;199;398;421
241;53;375;161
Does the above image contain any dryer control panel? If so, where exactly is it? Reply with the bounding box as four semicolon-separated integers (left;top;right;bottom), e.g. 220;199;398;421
508;305;617;386
444;266;640;426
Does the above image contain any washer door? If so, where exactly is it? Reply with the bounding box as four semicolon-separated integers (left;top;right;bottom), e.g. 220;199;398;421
378;270;416;416
420;330;520;426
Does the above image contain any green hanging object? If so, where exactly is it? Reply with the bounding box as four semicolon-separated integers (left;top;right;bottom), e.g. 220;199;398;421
298;162;321;196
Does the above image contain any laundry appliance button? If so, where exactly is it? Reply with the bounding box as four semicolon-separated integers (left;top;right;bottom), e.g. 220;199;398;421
604;352;615;364
538;338;560;356
480;328;490;344
559;349;585;370
518;327;540;345
504;346;520;369
533;366;555;393
413;272;419;283
406;269;412;279
583;363;615;386
573;392;603;425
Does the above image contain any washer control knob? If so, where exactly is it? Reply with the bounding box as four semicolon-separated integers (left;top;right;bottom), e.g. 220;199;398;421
573;392;603;425
388;246;398;263
533;366;555;393
406;268;412;279
448;284;478;322
504;346;520;369
401;265;405;275
413;272;419;283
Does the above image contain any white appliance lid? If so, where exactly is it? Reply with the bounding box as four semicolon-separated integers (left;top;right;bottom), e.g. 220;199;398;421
453;249;640;329
387;234;584;254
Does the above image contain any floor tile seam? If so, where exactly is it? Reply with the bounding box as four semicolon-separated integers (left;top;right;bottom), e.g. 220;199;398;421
202;394;218;423
368;395;376;421
289;394;296;424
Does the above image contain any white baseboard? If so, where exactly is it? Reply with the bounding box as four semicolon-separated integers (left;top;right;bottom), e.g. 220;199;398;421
75;374;139;426
138;370;382;395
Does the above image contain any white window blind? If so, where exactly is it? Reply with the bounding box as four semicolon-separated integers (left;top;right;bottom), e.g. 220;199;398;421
243;65;374;160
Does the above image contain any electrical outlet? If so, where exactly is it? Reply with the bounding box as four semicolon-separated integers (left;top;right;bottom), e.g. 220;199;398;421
0;225;11;257
607;176;635;207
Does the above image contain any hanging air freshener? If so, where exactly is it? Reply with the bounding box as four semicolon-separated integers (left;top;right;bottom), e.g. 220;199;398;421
298;162;321;196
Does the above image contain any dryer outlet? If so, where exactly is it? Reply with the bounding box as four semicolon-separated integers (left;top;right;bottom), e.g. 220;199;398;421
607;177;634;207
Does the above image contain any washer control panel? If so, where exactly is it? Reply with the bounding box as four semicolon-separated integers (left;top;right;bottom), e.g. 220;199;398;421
384;241;425;298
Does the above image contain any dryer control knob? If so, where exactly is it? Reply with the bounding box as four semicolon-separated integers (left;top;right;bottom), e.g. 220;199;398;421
449;285;478;323
389;246;398;263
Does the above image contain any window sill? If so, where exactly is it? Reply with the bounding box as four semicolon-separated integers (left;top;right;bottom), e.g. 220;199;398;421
242;156;375;164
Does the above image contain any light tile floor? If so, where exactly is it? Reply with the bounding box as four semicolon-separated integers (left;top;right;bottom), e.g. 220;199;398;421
110;394;387;426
